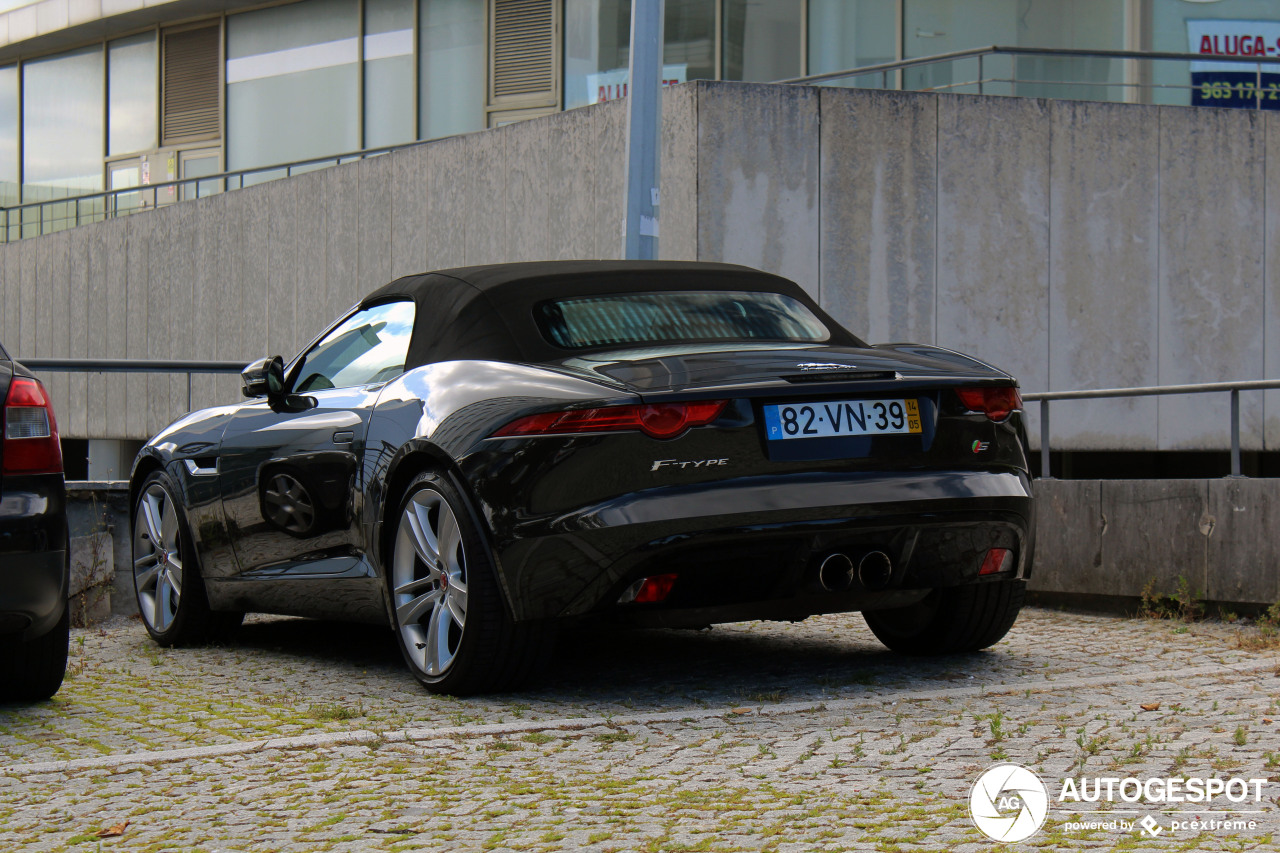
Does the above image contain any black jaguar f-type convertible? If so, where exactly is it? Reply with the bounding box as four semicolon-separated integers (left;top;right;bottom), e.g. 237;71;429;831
130;261;1035;694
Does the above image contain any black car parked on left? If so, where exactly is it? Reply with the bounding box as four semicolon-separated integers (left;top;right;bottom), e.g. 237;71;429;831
0;340;69;701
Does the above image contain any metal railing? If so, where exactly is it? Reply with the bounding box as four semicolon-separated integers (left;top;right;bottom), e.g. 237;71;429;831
0;137;439;242
781;44;1280;106
7;46;1279;243
1023;379;1280;479
20;358;248;413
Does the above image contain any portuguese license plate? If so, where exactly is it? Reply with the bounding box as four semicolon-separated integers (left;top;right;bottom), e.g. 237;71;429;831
763;398;922;440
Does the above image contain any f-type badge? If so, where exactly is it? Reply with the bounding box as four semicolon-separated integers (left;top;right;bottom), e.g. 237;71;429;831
796;362;853;370
651;458;730;472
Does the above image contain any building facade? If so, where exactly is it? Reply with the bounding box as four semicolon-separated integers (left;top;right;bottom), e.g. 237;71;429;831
0;0;1279;223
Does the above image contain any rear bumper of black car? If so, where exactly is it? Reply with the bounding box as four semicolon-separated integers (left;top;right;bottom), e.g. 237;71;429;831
0;474;70;640
481;468;1035;623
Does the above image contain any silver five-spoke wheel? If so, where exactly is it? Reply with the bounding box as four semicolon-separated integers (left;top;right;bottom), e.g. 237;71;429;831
392;486;469;677
133;481;184;632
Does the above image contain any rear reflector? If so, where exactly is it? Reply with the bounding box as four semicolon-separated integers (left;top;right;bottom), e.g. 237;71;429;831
618;573;678;604
3;377;63;475
979;548;1014;576
493;400;727;440
956;386;1022;422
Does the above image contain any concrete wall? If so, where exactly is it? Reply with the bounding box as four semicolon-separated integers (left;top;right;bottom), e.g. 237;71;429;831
1032;478;1280;607
3;81;1279;450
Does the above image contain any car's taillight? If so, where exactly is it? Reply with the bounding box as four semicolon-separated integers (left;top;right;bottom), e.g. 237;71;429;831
493;400;728;440
3;377;63;475
979;548;1014;576
955;386;1022;422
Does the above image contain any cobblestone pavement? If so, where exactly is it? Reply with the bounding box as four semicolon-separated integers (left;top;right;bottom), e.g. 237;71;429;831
1;607;1278;851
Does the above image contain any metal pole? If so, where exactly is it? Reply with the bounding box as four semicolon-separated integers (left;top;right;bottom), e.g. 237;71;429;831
187;373;193;413
978;53;983;95
622;0;664;260
1040;399;1050;479
1230;388;1241;476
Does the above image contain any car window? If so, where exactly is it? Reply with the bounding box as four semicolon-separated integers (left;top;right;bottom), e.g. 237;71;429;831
535;290;831;350
291;301;415;393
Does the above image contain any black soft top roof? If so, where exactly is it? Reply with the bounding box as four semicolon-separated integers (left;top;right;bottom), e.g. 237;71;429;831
362;260;860;367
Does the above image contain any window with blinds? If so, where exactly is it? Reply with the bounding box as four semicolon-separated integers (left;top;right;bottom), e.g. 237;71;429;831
489;0;559;108
162;24;221;144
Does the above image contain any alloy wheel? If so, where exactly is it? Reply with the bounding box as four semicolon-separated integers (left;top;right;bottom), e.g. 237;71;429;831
133;483;184;632
392;487;469;677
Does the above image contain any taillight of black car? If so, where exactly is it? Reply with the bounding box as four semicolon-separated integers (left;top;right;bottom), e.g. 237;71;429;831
2;377;63;475
493;400;728;440
955;386;1022;422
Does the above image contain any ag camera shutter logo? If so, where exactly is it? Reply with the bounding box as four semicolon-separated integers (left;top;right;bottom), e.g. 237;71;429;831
969;763;1050;842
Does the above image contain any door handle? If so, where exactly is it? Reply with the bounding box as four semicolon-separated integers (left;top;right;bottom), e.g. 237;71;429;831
332;431;354;444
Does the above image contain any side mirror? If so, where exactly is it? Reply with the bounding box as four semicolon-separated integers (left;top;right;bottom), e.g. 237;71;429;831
242;356;285;399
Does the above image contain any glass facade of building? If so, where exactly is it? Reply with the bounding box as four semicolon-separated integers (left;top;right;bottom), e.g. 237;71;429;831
903;0;1125;99
0;65;16;208
419;0;486;139
108;33;159;158
22;47;104;203
227;0;362;172
364;0;416;148
6;0;1280;231
565;0;1128;104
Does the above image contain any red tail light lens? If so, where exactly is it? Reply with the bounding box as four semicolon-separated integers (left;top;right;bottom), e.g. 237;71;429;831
618;573;678;604
979;548;1014;576
3;377;63;474
955;386;1022;422
493;400;727;440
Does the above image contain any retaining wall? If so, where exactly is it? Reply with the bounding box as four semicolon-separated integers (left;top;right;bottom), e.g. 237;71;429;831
3;82;1280;451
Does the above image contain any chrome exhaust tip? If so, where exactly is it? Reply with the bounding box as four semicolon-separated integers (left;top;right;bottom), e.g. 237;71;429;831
857;550;893;590
817;553;854;592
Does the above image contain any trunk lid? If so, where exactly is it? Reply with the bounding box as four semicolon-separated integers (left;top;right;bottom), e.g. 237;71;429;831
551;343;1009;400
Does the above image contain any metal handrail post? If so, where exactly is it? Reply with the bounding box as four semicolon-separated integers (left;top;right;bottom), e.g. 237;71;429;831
187;373;193;412
1040;399;1050;479
1231;388;1241;476
978;54;984;95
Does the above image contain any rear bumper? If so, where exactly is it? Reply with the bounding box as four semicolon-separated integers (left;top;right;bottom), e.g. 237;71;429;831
484;469;1035;622
0;549;68;638
0;474;70;639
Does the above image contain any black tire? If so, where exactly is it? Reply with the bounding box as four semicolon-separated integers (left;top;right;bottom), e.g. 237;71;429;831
133;471;243;646
0;605;69;702
388;470;552;695
862;579;1025;655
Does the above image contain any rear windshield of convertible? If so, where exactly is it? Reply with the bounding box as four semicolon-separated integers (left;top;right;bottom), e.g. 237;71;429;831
535;290;832;350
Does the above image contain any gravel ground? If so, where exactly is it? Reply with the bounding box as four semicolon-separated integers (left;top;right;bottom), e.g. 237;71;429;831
0;607;1277;851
